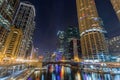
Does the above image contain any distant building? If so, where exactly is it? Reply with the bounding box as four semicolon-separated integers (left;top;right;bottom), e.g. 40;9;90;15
55;51;63;61
0;0;19;52
13;2;35;58
108;36;120;56
25;41;33;59
69;38;82;61
64;26;81;60
76;0;108;60
110;0;120;21
0;26;22;61
27;45;38;60
57;31;65;53
43;51;52;61
30;47;38;60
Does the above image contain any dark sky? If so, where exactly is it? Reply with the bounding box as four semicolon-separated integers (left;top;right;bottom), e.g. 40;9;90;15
21;0;120;54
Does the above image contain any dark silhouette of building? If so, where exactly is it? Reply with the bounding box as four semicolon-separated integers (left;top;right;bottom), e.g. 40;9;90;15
57;31;65;53
64;26;81;60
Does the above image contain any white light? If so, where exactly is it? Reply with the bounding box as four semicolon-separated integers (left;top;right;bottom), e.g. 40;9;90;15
117;10;120;13
80;27;106;36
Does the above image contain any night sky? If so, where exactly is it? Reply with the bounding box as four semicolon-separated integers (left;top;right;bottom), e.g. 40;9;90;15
21;0;120;54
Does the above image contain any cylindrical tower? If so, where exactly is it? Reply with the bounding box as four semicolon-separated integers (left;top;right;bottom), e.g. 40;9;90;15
110;0;120;21
76;0;108;60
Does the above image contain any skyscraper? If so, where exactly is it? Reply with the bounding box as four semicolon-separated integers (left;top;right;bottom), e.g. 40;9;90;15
76;0;108;60
1;26;22;61
110;0;120;21
108;36;120;56
64;26;81;60
0;0;19;24
57;31;65;53
13;2;35;58
69;38;81;61
0;0;19;51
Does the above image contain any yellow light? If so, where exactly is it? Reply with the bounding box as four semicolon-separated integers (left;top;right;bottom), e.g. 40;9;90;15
74;57;79;62
61;66;64;79
11;57;14;60
76;72;81;80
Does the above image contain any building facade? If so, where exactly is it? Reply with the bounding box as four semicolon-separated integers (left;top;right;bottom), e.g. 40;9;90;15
13;2;35;58
57;31;65;53
69;38;81;61
64;26;81;60
25;41;33;59
0;26;22;61
110;0;120;21
108;36;120;56
76;0;108;60
0;0;19;51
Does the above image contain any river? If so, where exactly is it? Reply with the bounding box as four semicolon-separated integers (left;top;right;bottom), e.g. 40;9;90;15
27;65;120;80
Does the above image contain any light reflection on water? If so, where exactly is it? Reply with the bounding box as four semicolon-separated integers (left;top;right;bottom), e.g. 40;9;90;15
28;65;120;80
60;66;64;80
75;71;81;80
41;74;44;80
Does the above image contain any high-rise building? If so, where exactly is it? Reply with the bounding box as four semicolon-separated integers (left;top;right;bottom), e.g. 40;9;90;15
76;0;108;60
110;0;120;21
64;26;81;60
0;26;22;61
65;26;80;42
25;41;33;59
57;31;65;53
0;0;19;51
13;2;35;58
30;45;36;60
108;36;120;56
0;0;19;24
69;38;81;61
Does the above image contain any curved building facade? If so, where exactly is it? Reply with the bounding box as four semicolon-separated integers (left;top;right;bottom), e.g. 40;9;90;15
110;0;120;21
76;0;108;60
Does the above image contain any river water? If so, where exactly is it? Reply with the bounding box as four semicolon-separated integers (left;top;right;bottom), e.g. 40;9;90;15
27;65;120;80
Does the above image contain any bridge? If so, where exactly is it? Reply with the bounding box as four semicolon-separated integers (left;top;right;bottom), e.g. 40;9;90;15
42;60;120;68
0;59;119;79
42;60;79;66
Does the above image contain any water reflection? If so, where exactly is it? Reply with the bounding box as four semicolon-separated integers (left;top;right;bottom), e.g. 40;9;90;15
41;74;44;80
60;66;64;80
28;65;120;80
75;71;81;80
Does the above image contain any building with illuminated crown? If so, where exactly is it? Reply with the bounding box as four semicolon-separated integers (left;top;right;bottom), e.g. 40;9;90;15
110;0;120;21
0;0;19;52
13;2;35;58
76;0;108;61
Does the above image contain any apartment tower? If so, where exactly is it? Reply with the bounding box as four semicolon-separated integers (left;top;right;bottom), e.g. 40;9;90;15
0;0;19;51
110;0;120;21
76;0;108;60
13;2;35;58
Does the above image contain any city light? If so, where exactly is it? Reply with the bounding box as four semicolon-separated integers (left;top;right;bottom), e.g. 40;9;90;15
80;27;106;36
0;0;119;80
